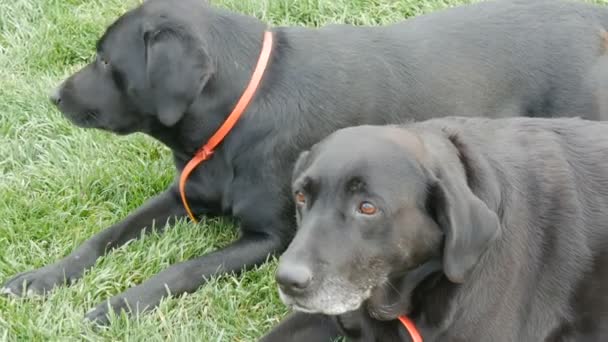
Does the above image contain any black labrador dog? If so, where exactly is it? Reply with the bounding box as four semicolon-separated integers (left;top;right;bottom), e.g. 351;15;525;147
262;117;608;342
4;0;608;324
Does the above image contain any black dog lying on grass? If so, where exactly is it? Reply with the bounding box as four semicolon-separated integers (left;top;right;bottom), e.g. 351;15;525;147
262;117;608;342
4;0;608;324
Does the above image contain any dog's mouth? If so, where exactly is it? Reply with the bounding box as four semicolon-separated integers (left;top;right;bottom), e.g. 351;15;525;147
81;111;101;127
280;295;318;314
278;282;372;316
278;288;315;313
59;109;137;135
58;107;102;128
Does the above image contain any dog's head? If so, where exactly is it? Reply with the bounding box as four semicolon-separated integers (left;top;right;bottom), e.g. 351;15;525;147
50;0;213;134
276;125;500;316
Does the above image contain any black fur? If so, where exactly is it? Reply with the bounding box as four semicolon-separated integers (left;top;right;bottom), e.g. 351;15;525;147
4;0;608;325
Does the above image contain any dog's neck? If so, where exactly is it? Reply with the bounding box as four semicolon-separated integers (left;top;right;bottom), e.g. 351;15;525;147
320;260;456;342
366;259;443;321
362;260;461;340
146;7;269;161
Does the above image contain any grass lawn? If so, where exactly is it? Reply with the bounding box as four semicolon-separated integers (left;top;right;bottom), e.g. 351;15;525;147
1;0;607;340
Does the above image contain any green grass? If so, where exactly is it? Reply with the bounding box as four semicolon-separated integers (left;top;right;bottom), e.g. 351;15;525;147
1;0;607;340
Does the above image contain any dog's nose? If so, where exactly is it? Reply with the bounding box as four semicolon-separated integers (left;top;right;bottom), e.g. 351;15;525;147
49;86;62;105
276;263;313;293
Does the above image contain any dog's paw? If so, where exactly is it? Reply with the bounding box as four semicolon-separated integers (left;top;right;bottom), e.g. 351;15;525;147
84;302;116;326
1;265;69;298
84;295;140;326
84;298;146;326
84;285;162;325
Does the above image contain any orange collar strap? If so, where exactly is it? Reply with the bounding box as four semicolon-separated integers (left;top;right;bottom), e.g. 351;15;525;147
398;315;423;342
179;31;274;223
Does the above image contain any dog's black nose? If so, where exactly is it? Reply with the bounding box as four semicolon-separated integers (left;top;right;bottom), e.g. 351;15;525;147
49;87;61;105
276;263;313;293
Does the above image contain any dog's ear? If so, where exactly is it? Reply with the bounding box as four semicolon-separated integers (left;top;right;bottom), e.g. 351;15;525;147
143;23;212;126
427;168;500;283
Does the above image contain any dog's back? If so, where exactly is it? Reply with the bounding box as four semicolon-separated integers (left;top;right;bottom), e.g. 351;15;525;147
414;116;608;340
304;0;608;121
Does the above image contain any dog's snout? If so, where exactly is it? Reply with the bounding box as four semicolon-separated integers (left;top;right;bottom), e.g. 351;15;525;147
49;86;62;105
276;262;313;293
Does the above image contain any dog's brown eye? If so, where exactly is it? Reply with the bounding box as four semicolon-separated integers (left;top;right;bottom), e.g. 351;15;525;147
295;191;306;205
358;201;377;215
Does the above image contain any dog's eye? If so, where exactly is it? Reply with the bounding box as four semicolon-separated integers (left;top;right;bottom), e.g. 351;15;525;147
357;201;377;215
295;191;306;206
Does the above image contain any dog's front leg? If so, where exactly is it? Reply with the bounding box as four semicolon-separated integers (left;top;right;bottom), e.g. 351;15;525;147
1;186;185;297
258;311;342;342
84;229;285;325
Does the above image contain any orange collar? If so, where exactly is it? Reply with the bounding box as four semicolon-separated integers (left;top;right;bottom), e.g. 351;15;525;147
399;315;423;342
179;31;274;223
